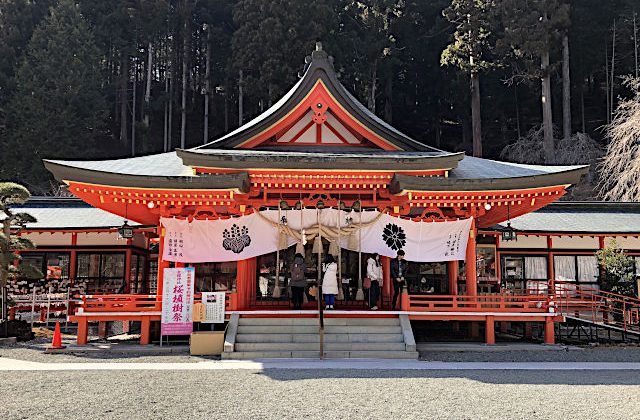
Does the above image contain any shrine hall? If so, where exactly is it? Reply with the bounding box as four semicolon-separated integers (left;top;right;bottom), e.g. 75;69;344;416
38;43;593;355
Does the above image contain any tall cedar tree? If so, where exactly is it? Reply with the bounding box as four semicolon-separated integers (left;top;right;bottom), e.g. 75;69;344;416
441;0;498;158
2;0;107;192
497;0;570;163
231;0;337;116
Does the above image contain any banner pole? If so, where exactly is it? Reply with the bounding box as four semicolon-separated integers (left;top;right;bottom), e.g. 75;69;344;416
317;207;324;359
356;209;364;301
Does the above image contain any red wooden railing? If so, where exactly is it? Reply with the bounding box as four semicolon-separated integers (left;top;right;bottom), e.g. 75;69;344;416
404;293;550;313
77;292;239;314
554;282;640;333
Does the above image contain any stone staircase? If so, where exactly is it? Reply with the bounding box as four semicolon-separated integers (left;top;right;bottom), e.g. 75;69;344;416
222;314;418;359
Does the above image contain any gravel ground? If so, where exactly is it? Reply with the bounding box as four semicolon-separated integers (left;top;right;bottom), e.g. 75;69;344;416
420;346;640;362
0;343;205;364
2;369;640;419
4;342;640;364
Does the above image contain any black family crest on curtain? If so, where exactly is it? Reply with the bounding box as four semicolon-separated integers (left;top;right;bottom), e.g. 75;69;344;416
382;223;406;251
222;224;252;253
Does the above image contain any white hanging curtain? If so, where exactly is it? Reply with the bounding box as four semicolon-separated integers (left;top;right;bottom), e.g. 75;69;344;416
554;255;576;281
577;255;599;283
524;256;547;280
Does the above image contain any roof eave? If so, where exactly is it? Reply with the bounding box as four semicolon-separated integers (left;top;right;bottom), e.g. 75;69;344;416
43;160;251;193
390;166;589;194
177;149;464;171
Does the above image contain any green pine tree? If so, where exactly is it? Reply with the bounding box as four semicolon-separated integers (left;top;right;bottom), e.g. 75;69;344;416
0;182;39;337
2;0;107;192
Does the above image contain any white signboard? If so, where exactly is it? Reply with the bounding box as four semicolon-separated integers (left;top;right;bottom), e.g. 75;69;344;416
161;267;195;336
201;292;226;323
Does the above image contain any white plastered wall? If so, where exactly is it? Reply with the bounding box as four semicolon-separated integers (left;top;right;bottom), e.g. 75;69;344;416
551;236;600;249
499;235;547;249
24;232;72;247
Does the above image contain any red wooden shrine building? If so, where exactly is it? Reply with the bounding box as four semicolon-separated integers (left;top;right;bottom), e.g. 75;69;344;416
41;44;591;347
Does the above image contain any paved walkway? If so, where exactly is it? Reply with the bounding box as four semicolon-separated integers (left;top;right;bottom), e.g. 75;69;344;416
3;357;640;371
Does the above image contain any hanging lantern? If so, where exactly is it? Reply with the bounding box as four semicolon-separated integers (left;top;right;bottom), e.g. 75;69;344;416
295;241;305;254
501;222;517;242
501;204;517;242
312;235;323;254
301;229;307;246
118;220;134;239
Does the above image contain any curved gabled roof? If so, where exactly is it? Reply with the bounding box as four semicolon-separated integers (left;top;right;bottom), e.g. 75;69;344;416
193;44;440;153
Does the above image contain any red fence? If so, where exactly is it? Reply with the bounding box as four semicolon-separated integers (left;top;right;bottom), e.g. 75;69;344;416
404;293;550;313
554;282;640;333
77;292;238;315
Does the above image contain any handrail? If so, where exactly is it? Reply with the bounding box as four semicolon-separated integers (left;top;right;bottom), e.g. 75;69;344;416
407;293;550;313
77;292;238;314
555;281;640;305
553;282;640;333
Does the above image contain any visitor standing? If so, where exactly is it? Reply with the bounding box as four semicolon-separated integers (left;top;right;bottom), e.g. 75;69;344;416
290;253;307;310
366;253;383;310
390;250;407;310
322;254;339;309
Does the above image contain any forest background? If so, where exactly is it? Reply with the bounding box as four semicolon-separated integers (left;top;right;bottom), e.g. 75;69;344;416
1;0;639;198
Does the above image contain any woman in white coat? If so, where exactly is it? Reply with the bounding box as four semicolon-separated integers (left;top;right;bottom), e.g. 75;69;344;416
366;253;383;310
322;254;339;309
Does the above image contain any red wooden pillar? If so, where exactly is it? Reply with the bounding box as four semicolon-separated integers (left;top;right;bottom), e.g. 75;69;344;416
69;233;78;285
447;260;458;295
156;225;169;299
544;317;555;345
381;256;392;306
465;218;477;296
524;322;533;339
98;321;108;339
485;315;495;345
236;258;256;310
140;317;151;345
124;238;133;293
77;318;88;345
547;236;554;283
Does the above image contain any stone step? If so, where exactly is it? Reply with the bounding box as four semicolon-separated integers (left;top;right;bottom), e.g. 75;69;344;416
237;317;399;327
235;333;404;343
238;325;318;334
238;325;402;334
235;342;407;352
222;350;419;360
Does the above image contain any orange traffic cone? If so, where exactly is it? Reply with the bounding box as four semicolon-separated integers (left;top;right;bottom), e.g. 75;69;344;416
47;321;66;351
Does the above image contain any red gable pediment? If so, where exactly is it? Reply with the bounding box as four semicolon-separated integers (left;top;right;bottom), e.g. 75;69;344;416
236;80;400;151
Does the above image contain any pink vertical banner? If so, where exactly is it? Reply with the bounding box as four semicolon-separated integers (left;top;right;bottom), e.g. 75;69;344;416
161;267;195;336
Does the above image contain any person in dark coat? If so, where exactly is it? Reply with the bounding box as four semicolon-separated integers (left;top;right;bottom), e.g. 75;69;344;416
290;253;307;309
390;250;408;310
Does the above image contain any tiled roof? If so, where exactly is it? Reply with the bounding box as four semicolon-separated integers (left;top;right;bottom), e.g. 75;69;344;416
11;197;141;229
451;156;584;179
494;202;640;233
45;152;191;177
